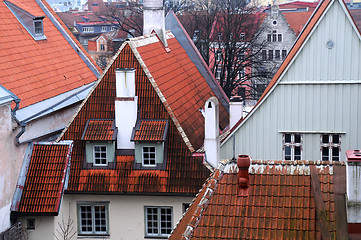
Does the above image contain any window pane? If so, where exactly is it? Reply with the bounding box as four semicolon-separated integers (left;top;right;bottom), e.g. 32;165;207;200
332;147;339;161
322;147;329;161
294;134;301;143
294;146;301;160
284;146;291;160
80;206;92;233
332;135;340;144
94;205;106;232
322;135;329;144
284;134;291;143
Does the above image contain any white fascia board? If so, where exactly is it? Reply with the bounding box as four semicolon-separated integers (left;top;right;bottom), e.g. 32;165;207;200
0;84;18;106
16;82;95;123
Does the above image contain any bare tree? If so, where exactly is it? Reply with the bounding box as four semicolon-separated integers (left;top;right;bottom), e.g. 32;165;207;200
178;0;274;99
53;214;77;240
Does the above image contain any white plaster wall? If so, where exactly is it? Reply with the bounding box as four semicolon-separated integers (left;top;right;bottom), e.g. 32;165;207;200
18;216;55;239
50;194;193;240
19;104;81;143
0;103;27;232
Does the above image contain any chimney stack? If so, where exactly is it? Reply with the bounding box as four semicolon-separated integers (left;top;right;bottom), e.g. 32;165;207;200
204;97;220;168
346;150;361;225
115;68;137;151
229;98;243;129
143;0;168;47
237;155;250;189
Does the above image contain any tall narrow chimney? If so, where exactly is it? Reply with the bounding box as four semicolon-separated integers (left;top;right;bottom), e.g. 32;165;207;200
115;68;137;151
237;155;250;189
204;97;220;168
229;98;243;129
143;0;168;47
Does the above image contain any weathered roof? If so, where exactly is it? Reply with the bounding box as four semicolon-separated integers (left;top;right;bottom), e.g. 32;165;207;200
81;119;116;141
132;119;168;142
0;0;100;109
283;11;313;36
58;29;228;194
11;141;73;214
170;159;347;239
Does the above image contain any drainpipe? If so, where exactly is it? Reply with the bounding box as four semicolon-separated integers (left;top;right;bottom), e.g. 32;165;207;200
11;99;27;145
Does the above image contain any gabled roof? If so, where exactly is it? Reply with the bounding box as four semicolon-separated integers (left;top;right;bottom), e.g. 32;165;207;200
58;26;228;194
222;0;360;144
81;119;116;141
283;11;313;35
11;141;73;215
170;159;347;239
0;0;100;109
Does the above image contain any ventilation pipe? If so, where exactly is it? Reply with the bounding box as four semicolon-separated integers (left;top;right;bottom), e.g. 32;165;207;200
115;68;137;151
237;155;250;189
204;97;220;168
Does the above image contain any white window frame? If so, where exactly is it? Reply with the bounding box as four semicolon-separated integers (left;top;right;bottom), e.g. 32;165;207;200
142;146;156;167
100;44;105;51
101;26;107;32
82;27;94;33
320;134;341;161
78;202;109;235
93;145;107;166
216;65;222;80
216;50;222;62
33;20;43;36
283;133;302;160
240;33;245;41
145;206;173;237
111;26;115;31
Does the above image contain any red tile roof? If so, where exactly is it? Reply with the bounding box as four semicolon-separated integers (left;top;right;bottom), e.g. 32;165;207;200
13;142;73;214
283;11;313;36
0;0;100;108
170;159;347;239
59;30;229;194
132;120;168;142
81;119;116;141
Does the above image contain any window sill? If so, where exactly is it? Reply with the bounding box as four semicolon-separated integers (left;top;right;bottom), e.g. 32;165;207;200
78;234;110;238
144;236;169;239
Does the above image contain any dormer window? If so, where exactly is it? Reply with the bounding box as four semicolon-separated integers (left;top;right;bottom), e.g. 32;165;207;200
81;119;117;169
131;119;169;170
142;146;156;167
94;145;107;165
4;1;47;41
34;20;43;36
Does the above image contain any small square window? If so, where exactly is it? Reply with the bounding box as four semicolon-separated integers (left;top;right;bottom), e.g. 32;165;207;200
320;134;341;161
93;146;107;165
27;218;35;229
142;146;156;167
78;202;109;235
145;207;172;237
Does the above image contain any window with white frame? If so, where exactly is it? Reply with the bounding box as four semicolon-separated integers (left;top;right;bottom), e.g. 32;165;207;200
282;50;287;59
34;20;43;36
216;50;222;62
261;50;267;60
78;203;108;235
100;44;105;51
101;26;107;32
145;207;172;237
142;146;156;166
83;27;94;33
321;134;341;161
240;33;245;41
275;50;280;60
111;26;115;31
93;146;107;165
283;133;302;160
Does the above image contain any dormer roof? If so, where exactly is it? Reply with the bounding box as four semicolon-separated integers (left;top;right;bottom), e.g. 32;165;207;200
81;119;117;141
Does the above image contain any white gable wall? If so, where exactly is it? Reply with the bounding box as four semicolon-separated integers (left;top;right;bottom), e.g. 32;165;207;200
221;0;361;161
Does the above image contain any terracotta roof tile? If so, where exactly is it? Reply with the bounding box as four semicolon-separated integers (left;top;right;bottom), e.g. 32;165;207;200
81;119;115;141
0;0;99;108
132;119;168;142
170;160;346;239
15;142;72;214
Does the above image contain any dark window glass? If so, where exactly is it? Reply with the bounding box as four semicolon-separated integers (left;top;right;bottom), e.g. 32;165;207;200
285;134;291;143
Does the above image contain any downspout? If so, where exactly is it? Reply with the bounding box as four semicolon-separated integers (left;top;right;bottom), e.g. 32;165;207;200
11;99;27;145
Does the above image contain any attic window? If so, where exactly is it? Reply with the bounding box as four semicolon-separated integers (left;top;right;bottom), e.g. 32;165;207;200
34;20;43;36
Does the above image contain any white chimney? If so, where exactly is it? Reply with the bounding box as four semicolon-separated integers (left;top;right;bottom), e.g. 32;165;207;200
346;150;361;224
115;68;137;150
204;97;220;168
229;99;243;129
143;0;168;47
